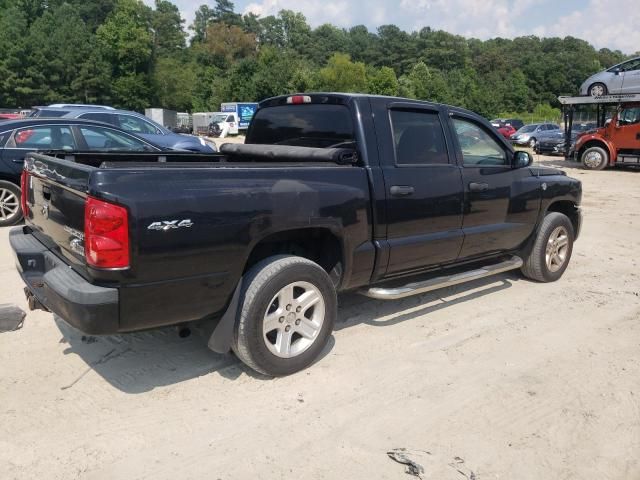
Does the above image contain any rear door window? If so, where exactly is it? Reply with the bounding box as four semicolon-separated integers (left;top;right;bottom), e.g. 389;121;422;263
390;110;449;165
79;126;151;151
12;126;76;150
247;104;355;148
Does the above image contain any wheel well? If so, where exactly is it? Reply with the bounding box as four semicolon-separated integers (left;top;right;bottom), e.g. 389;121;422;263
0;173;20;186
578;140;609;159
546;201;580;237
244;228;344;287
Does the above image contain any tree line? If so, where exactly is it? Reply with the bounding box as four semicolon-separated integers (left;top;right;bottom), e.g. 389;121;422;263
0;0;633;119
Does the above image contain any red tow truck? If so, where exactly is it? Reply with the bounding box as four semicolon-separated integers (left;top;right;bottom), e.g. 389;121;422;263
559;93;640;170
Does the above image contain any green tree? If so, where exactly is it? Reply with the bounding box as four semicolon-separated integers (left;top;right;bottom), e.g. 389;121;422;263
318;53;366;92
152;57;196;110
0;5;29;106
367;66;399;96
152;0;186;55
96;0;154;108
190;5;215;43
406;62;451;103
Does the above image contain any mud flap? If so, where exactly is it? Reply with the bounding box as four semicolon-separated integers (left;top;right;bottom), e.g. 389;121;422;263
207;279;243;354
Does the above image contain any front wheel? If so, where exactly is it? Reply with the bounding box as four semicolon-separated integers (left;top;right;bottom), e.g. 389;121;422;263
521;212;574;282
581;146;608;170
232;255;337;376
528;137;537;149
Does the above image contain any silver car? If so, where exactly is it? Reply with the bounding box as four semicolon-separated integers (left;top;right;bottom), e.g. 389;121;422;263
580;57;640;96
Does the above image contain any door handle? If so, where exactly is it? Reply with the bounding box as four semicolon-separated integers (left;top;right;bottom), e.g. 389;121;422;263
390;185;415;196
636;133;640;140
469;182;489;192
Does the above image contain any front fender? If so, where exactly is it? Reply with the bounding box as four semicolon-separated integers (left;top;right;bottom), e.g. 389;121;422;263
576;135;617;164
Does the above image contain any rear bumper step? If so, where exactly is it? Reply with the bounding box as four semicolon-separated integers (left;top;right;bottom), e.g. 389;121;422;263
361;256;523;300
10;227;119;335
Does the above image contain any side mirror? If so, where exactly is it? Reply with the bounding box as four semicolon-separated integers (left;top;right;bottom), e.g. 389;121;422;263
513;150;533;168
613;67;621;76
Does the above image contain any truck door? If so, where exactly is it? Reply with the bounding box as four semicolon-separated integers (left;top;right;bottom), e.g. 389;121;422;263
449;113;540;259
611;106;640;150
373;102;464;276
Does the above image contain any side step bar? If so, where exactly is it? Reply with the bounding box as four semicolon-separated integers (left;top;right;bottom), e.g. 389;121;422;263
361;256;523;300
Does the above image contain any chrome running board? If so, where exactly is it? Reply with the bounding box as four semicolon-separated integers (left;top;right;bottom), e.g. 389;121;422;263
361;256;523;300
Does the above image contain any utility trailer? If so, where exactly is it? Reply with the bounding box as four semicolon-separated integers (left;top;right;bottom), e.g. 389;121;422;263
144;108;178;130
558;93;640;169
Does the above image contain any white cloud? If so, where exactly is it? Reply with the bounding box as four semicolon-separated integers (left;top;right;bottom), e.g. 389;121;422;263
532;0;640;53
244;0;352;27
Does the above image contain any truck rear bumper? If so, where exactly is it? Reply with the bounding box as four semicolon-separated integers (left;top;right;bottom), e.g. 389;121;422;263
10;227;119;335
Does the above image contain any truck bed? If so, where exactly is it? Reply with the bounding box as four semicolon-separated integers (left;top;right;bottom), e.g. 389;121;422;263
20;150;374;333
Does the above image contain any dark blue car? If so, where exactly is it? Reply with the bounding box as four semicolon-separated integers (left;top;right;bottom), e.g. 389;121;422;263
30;107;217;153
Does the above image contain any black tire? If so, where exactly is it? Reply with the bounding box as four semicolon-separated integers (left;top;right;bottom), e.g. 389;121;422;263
0;180;22;227
232;255;337;376
581;146;608;170
588;82;607;97
528;137;537;148
521;212;574;282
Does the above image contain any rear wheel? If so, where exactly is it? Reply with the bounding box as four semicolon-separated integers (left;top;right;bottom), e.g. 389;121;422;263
0;181;22;227
581;146;608;170
521;212;574;282
588;82;607;97
232;255;336;376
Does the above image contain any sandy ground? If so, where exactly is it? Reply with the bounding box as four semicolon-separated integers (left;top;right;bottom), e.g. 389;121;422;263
0;154;639;480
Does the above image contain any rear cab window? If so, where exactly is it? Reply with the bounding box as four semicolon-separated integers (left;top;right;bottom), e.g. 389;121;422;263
246;104;355;149
390;110;449;165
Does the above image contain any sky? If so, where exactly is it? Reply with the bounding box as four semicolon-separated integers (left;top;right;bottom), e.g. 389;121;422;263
151;0;640;54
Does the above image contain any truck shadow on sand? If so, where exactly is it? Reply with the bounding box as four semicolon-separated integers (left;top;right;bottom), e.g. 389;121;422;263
56;273;517;394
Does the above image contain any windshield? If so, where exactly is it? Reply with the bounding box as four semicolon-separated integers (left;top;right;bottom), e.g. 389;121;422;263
518;125;537;133
247;104;355;148
213;114;227;123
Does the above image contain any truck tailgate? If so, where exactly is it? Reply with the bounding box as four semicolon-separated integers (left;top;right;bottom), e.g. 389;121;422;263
23;153;92;272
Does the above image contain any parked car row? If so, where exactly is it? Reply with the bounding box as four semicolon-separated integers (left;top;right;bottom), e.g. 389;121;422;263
509;123;561;148
534;122;596;156
30;106;216;152
0;117;175;226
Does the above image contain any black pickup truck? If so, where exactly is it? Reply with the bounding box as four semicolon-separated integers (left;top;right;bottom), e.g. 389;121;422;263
11;93;582;376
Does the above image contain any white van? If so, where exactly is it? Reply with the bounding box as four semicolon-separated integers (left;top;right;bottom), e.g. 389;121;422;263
211;112;239;137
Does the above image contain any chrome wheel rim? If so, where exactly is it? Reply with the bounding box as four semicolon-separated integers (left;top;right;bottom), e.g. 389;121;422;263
0;188;19;220
545;226;569;273
583;150;603;169
590;84;605;97
263;281;325;358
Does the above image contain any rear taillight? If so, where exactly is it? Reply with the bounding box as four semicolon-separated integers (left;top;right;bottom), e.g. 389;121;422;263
84;196;129;269
20;171;29;217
